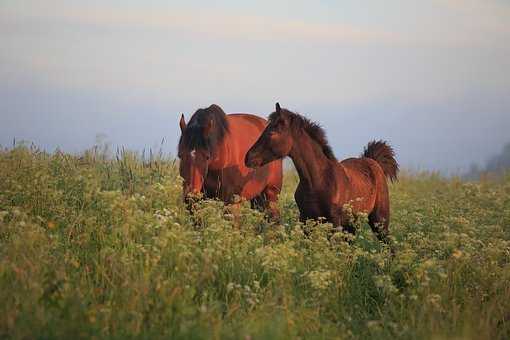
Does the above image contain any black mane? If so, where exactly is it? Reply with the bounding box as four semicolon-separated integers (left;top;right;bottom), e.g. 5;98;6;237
269;109;337;161
179;104;229;152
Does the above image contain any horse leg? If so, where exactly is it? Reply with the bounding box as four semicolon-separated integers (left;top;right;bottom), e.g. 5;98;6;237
338;223;356;244
330;211;356;242
227;202;242;228
263;160;282;223
250;186;280;223
368;203;390;244
262;185;280;223
250;195;265;212
369;206;395;257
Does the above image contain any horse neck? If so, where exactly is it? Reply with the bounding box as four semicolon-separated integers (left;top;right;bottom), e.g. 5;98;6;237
289;129;332;189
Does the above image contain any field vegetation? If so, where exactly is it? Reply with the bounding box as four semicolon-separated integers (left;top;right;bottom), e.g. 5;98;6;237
0;144;509;339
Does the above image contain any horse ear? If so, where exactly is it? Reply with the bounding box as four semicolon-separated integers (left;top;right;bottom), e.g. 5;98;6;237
275;102;281;113
203;119;214;136
179;114;186;132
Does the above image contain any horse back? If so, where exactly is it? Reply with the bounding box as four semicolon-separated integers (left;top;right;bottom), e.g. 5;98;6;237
227;113;267;131
223;114;267;165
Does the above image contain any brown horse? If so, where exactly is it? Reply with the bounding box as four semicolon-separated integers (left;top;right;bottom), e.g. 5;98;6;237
245;103;398;241
178;104;282;220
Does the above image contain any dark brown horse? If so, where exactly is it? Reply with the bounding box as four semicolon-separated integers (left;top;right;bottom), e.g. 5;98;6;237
178;104;282;220
245;103;398;240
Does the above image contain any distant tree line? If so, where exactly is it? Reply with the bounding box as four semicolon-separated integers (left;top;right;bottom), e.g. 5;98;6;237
465;142;510;179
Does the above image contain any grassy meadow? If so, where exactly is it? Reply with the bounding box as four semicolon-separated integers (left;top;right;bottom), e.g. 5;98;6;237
0;144;509;339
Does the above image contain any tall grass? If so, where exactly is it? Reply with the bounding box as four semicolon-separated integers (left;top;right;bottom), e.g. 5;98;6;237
0;145;509;339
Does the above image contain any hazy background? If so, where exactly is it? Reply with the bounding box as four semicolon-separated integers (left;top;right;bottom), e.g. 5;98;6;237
1;0;509;173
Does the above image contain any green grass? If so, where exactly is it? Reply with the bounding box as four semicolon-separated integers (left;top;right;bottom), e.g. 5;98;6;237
0;145;509;339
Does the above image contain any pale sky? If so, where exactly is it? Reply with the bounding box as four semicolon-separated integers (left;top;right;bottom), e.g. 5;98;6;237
1;0;509;172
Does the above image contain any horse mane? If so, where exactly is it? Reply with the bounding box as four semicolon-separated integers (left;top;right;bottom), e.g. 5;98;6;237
179;104;229;151
269;109;337;161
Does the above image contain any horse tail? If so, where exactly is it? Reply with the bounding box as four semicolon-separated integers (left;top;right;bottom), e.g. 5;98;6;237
363;140;399;182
